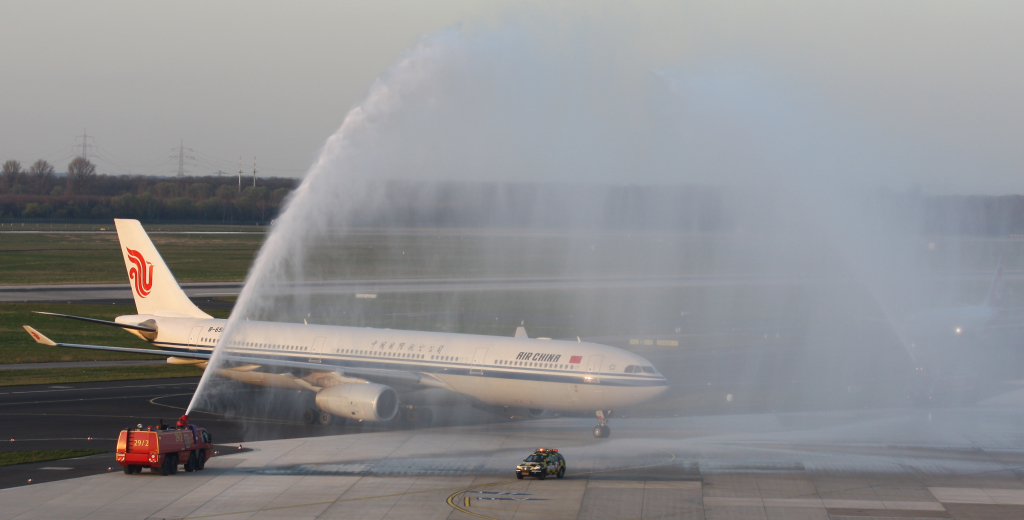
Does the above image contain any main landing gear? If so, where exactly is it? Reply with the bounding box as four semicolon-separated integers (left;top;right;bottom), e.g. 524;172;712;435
592;410;611;438
302;408;345;426
398;405;433;428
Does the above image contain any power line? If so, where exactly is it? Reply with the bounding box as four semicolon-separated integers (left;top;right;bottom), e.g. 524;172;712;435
170;139;197;177
75;129;96;160
7;137;304;178
190;148;237;168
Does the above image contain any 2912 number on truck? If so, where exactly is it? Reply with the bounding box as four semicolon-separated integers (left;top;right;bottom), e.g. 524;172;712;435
115;415;213;476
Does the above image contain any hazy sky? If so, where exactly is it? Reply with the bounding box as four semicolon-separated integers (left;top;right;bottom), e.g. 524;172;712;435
1;1;1021;194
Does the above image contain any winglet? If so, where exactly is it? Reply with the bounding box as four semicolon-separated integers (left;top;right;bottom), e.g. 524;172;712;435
23;326;57;346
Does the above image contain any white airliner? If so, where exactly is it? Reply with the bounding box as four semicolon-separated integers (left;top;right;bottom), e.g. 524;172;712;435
902;257;1006;356
899;257;1024;402
24;219;667;437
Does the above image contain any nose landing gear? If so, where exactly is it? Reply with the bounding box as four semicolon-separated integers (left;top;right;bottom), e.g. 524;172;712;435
593;410;611;438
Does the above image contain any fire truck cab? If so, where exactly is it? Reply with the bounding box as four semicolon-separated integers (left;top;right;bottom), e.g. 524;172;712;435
116;415;212;476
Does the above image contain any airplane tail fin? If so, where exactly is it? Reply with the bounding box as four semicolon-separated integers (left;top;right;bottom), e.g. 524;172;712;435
113;219;211;318
986;256;1005;308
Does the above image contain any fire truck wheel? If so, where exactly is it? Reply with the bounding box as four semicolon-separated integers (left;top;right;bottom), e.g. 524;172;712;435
122;464;133;475
317;411;333;426
169;454;179;474
184;451;197;472
160;456;172;476
196;450;207;470
302;408;317;425
133;465;143;474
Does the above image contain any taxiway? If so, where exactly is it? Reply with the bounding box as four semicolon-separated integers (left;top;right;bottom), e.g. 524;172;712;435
2;378;1024;519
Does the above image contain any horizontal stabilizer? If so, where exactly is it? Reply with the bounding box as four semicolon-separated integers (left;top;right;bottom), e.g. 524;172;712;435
33;311;157;332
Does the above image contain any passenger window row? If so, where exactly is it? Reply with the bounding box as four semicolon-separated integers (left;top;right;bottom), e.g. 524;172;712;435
494;360;576;370
328;348;445;361
232;340;307;352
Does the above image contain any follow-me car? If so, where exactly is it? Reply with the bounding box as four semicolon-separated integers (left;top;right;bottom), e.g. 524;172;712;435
516;448;566;479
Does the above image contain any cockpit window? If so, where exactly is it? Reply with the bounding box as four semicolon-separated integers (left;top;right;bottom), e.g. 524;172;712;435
624;365;639;373
641;366;656;374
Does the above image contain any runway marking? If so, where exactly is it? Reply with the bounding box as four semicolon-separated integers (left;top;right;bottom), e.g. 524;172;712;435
476;497;548;501
179;482;493;519
930;487;1024;506
0;382;197;396
0;437;115;442
446;481;519;520
446;452;678;520
0;394;193;407
0;411;301;425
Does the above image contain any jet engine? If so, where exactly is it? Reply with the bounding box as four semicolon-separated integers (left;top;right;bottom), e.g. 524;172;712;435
315;383;399;422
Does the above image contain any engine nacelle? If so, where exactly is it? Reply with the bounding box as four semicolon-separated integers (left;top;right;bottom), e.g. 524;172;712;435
315;383;399;422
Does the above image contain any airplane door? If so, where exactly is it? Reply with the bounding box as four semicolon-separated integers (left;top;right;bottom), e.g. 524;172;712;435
471;347;488;375
585;355;603;383
187;326;204;352
309;336;326;363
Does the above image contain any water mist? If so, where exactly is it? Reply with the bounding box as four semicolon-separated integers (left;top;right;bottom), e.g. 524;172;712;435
185;24;1020;447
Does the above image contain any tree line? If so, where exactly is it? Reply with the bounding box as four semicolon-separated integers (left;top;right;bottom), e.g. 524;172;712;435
4;157;1023;234
0;158;297;223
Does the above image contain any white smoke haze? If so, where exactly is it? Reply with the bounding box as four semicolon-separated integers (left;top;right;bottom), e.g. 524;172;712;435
187;20;1022;433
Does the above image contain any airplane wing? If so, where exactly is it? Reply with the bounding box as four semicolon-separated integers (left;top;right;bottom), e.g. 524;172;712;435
23;326;203;358
22;326;447;390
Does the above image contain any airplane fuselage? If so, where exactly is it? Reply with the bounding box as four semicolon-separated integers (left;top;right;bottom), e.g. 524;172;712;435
119;314;668;412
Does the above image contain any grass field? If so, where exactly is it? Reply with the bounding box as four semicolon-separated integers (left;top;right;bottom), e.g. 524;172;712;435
0;223;267;232
0;449;108;467
0;231;265;285
1;224;1018;395
0;302;230;364
0;300;219;386
0;365;202;387
0;224;852;285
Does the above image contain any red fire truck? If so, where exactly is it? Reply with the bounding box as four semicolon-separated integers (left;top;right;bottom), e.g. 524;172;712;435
115;415;213;476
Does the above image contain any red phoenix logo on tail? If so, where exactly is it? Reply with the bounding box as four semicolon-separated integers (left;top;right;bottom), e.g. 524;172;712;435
126;248;153;298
